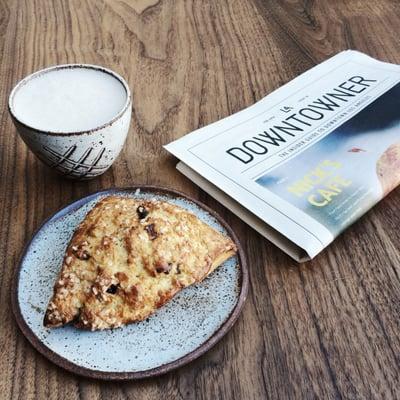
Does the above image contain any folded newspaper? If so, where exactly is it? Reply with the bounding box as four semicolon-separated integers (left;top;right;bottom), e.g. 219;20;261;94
165;50;400;261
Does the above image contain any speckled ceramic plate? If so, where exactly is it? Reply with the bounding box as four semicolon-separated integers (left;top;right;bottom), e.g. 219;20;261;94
12;186;248;380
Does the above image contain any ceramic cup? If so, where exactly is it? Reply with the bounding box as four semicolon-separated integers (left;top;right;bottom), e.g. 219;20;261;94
8;64;132;180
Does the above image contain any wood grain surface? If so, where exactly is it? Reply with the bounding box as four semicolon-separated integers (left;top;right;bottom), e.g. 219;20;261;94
0;0;399;399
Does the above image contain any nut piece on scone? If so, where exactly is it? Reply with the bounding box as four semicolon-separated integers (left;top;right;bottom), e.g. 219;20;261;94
44;196;237;331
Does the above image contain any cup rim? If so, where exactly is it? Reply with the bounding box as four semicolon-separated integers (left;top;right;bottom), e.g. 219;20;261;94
8;64;132;136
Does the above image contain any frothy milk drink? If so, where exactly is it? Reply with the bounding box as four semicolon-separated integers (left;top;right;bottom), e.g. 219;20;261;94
12;67;128;132
9;64;132;179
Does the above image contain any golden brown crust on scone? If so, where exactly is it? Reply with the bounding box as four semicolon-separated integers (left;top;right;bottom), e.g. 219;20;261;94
43;198;111;327
44;196;237;330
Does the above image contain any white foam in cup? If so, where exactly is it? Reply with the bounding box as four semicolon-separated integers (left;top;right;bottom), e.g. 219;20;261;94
9;65;132;179
11;66;128;133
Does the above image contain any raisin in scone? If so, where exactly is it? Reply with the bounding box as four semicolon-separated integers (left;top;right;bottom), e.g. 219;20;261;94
44;196;237;330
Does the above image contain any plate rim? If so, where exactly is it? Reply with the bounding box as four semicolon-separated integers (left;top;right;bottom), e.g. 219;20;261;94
11;185;249;380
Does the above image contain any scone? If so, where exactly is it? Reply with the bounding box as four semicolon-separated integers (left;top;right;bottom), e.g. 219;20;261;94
44;195;237;330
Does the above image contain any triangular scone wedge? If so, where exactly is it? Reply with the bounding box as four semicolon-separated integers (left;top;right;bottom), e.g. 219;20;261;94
44;196;139;327
44;196;237;330
76;198;237;330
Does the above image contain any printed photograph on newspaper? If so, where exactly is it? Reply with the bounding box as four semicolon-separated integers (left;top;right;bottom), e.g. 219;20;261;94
256;82;400;236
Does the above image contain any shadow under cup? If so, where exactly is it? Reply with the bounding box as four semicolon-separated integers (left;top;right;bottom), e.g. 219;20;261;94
8;64;132;180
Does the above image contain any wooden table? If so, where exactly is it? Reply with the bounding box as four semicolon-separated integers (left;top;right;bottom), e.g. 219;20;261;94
1;1;399;399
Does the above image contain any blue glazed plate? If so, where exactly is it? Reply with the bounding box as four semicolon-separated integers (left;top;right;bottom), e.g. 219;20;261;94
12;186;248;380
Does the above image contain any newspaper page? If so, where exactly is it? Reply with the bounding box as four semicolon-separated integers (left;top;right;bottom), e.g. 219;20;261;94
165;50;400;260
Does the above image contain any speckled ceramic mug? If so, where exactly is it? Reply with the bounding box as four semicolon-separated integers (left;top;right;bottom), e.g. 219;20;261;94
8;64;132;180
